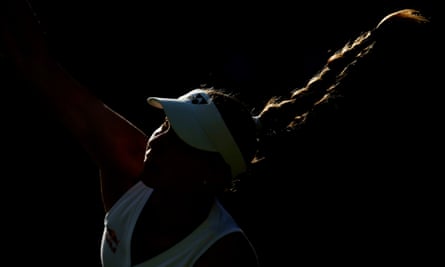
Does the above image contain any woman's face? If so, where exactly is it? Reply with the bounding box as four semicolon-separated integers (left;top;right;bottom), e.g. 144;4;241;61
142;118;228;192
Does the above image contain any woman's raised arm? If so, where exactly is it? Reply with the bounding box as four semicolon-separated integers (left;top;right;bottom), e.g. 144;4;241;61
1;0;149;208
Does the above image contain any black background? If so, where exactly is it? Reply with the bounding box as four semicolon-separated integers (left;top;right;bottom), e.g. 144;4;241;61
2;0;441;266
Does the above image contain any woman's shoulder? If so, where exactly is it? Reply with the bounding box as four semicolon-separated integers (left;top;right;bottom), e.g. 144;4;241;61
195;231;259;267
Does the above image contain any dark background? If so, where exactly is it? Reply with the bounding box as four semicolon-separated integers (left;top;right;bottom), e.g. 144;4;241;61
2;0;441;266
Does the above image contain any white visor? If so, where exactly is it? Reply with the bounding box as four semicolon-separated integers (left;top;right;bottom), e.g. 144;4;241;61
147;89;246;178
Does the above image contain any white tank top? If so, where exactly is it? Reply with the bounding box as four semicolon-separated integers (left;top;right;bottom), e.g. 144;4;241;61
100;181;251;267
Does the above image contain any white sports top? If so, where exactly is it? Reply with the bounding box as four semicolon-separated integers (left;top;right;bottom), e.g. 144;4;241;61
100;181;253;267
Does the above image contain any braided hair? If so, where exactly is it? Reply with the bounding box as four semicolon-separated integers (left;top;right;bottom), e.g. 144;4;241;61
190;9;432;193
251;9;431;163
